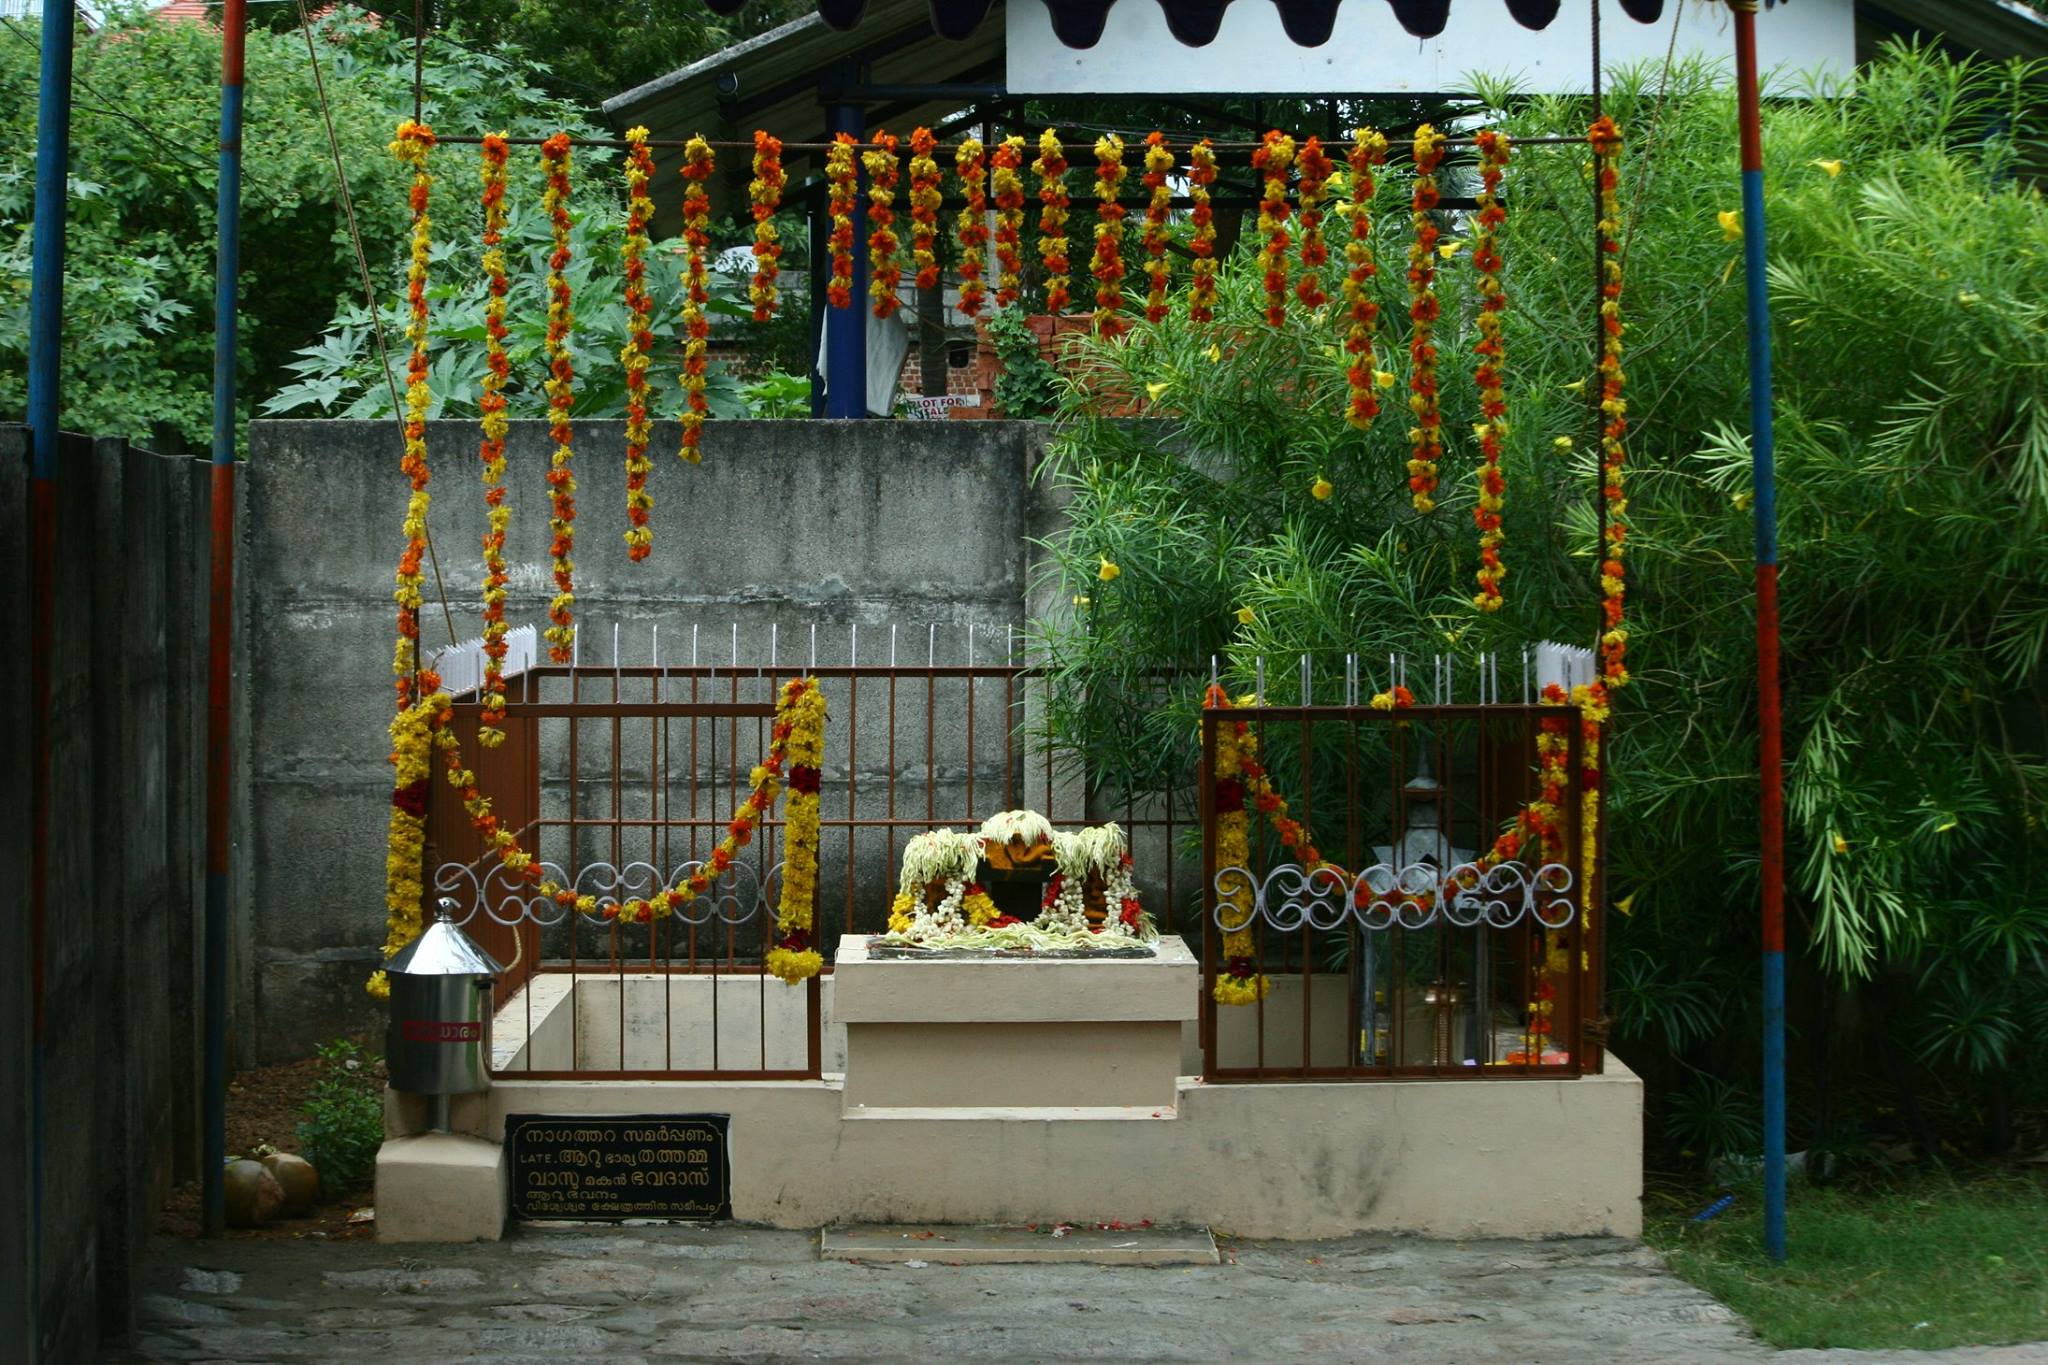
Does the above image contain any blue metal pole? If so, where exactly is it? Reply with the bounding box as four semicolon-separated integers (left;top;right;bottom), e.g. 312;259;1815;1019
824;100;869;418
1733;0;1788;1265
203;0;249;1239
25;0;77;1330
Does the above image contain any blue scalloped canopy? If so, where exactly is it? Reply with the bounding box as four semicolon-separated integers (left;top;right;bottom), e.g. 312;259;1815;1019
699;0;1668;48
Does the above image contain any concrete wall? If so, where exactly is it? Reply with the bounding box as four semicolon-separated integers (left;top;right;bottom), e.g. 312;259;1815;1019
242;419;1057;1060
3;429;215;1360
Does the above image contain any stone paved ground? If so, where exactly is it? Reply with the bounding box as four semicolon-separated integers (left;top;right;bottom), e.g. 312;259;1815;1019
118;1226;2048;1363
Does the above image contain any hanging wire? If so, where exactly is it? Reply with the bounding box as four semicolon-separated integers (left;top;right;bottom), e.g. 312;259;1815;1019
298;0;458;649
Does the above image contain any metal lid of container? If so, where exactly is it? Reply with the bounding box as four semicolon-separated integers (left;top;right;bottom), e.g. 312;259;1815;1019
385;901;506;978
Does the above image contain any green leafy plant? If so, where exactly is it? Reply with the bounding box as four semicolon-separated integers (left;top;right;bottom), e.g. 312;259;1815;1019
1032;44;2048;1154
294;1039;385;1197
986;304;1062;419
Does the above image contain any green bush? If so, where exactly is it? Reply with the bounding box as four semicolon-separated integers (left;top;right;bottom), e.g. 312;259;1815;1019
1034;44;2048;1157
294;1039;385;1197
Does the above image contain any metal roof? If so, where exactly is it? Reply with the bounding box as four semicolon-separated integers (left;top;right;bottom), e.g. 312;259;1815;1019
1858;0;2047;62
691;0;1673;46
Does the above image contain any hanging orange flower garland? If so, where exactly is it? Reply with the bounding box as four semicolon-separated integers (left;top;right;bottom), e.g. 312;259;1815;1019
1140;132;1174;323
1294;135;1333;308
475;133;512;743
824;133;858;309
991;135;1027;308
1252;130;1295;327
749;130;785;322
1090;134;1127;335
1188;139;1219;322
389;119;436;711
538;132;579;663
1471;129;1512;611
1406;124;1448;513
1342;128;1388;430
1590;116;1631;687
1033;130;1071;314
863;131;902;317
954;136;990;318
679;136;715;463
908;127;943;291
766;678;829;984
620;128;658;563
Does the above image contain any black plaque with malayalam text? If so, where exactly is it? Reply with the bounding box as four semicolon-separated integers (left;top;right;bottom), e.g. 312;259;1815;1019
505;1113;732;1222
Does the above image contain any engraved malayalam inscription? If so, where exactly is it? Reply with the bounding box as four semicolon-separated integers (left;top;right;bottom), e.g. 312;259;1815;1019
505;1113;732;1221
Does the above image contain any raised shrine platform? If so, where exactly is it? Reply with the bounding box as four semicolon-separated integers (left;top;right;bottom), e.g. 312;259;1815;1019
376;936;1643;1242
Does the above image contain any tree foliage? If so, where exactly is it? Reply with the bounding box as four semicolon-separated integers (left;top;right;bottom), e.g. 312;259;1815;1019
0;4;599;447
1036;45;2048;1151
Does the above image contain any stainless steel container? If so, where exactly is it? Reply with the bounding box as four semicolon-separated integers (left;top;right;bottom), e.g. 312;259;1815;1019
385;900;504;1101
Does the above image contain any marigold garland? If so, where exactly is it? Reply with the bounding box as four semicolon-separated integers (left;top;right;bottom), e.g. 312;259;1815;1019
620;127;658;563
1188;139;1220;322
1033;130;1071;314
388;120;435;711
539;133;579;662
907;127;943;294
1591;116;1631;687
766;678;828;984
1471;129;1512;612
1342;129;1388;429
679;136;715;462
1140;133;1174;323
1406;124;1448;513
825;133;859;309
1090;134;1128;335
369;679;443;998
1294;135;1333;308
863;131;902;317
475;133;512;743
991;135;1028;308
376;678;831;995
1252;130;1296;328
954;136;990;318
748;129;786;322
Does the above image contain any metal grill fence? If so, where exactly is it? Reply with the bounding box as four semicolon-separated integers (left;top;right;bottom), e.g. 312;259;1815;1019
424;626;1196;1079
1197;696;1605;1081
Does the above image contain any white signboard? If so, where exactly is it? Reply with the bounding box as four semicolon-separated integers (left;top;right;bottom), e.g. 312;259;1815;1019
1006;0;1854;95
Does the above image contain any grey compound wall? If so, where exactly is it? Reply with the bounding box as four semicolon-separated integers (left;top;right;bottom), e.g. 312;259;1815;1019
242;418;1062;1061
4;429;216;1360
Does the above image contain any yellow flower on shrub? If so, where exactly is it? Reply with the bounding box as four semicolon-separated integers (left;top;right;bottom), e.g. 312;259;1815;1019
1311;476;1333;501
1718;209;1743;241
1236;605;1255;626
1098;557;1120;582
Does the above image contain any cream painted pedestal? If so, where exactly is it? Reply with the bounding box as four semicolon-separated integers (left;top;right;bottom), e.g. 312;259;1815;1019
832;936;1199;1115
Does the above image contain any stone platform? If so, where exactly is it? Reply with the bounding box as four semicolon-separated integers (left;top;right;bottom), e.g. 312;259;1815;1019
375;936;1643;1243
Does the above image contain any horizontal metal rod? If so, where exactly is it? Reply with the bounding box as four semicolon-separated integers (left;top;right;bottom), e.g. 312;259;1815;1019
430;133;1588;154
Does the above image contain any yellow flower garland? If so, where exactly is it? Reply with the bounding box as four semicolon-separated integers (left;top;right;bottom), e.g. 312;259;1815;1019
539;133;578;662
1406;124;1447;513
954;136;989;318
863;131;902;318
621;127;658;562
991;135;1027;308
908;127;943;293
1188;139;1219;322
476;133;512;745
370;688;442;998
767;678;828;984
679;136;715;462
1140;133;1174;323
825;133;858;309
1090;134;1127;335
1253;130;1295;328
1591;116;1631;687
1033;130;1071;314
388;120;436;711
1210;690;1268;1006
1471;129;1512;612
748;129;785;322
1294;135;1333;308
1343;128;1388;430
